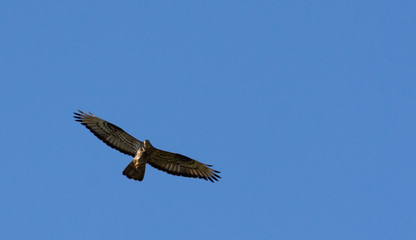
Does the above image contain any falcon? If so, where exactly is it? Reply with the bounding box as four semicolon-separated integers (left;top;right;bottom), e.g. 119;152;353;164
74;110;221;182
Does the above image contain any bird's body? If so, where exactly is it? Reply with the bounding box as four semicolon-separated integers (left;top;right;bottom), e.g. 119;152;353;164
74;110;221;182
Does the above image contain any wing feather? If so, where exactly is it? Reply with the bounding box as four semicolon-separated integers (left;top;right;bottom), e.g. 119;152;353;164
147;148;221;182
74;110;142;157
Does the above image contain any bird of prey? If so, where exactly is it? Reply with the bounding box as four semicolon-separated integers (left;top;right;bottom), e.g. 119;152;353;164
74;110;221;182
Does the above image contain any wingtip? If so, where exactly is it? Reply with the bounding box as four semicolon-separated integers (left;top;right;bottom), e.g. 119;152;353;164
74;110;95;120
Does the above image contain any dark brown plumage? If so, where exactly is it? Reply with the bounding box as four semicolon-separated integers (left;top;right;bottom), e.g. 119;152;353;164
74;110;221;182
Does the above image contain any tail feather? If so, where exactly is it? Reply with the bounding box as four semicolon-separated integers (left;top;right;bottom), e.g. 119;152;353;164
122;160;146;181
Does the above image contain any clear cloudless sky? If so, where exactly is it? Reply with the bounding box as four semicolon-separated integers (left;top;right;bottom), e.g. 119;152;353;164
1;1;415;239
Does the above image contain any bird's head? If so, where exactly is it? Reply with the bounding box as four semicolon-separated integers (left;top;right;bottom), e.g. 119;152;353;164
143;139;153;150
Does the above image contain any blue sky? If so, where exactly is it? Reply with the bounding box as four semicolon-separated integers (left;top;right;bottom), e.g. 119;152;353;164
1;1;415;239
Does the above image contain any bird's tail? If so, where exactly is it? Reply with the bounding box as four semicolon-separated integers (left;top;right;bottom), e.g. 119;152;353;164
122;159;146;181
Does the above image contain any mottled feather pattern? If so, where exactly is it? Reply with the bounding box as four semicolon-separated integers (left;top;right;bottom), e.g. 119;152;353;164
148;149;221;182
74;110;142;157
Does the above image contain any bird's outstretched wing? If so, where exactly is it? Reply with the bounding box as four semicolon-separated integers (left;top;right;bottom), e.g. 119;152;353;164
74;110;143;157
148;149;221;182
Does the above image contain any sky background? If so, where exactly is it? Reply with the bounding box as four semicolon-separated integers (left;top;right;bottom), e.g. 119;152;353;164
1;1;415;239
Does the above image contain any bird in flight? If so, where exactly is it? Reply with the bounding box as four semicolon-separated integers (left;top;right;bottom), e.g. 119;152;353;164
74;110;221;182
